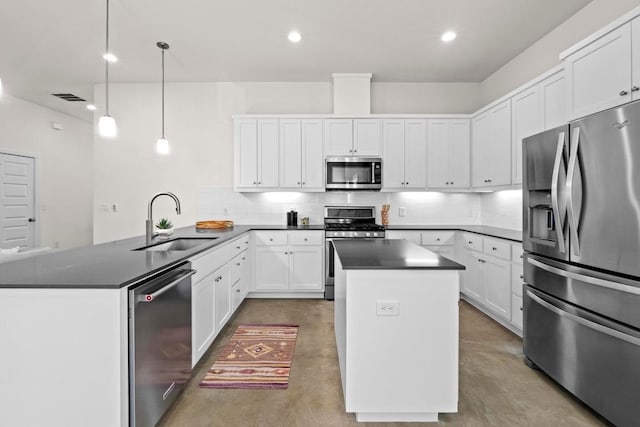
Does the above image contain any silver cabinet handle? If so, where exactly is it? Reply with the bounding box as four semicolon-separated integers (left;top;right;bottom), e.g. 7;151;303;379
138;269;197;302
526;289;640;346
551;131;566;253
566;127;581;255
620;90;629;96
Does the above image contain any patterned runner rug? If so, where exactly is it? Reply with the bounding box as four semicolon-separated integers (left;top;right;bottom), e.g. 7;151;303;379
199;324;299;389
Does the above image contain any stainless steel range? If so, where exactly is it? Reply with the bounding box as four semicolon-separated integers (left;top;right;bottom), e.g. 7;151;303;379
324;206;385;300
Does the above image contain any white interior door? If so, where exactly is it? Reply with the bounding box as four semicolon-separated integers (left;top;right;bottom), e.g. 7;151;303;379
0;153;35;249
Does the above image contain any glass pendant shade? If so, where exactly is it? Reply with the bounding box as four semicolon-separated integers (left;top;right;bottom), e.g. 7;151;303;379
156;138;170;155
0;76;3;96
98;115;117;138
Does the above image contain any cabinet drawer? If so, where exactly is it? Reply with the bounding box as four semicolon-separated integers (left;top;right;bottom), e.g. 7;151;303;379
512;244;524;264
511;294;523;329
483;238;511;260
462;233;483;252
386;231;421;245
421;231;455;246
254;231;288;246
229;234;249;257
230;253;243;284
288;231;323;245
191;245;231;284
511;263;524;296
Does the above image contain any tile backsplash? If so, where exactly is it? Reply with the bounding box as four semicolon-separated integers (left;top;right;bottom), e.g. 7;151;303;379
197;187;484;226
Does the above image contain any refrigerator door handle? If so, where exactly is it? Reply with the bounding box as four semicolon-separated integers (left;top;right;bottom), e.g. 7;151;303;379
528;257;640;296
566;127;581;255
551;131;566;254
527;289;640;346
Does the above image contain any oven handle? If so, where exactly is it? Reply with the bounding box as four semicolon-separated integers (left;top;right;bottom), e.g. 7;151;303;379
528;257;640;296
550;131;566;253
527;289;640;346
138;269;197;303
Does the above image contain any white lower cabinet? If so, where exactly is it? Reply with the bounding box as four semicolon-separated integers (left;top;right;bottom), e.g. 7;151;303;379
214;264;232;332
253;230;324;292
192;272;216;365
484;256;511;320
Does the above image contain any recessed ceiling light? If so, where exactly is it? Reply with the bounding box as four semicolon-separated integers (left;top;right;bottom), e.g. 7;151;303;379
86;104;97;111
103;52;118;62
441;31;457;42
288;30;302;43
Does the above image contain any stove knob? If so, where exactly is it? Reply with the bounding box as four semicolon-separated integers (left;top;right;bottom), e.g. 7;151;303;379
341;232;346;237
365;232;371;237
372;232;378;237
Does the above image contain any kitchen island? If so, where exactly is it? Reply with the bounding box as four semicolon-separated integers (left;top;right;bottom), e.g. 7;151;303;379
333;239;464;422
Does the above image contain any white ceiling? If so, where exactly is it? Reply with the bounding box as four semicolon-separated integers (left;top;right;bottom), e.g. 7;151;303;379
0;0;592;121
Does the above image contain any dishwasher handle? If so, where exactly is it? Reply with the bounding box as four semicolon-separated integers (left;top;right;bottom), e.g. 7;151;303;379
138;269;197;303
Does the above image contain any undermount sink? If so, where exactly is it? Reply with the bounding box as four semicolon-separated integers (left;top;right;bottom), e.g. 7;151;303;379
133;237;218;252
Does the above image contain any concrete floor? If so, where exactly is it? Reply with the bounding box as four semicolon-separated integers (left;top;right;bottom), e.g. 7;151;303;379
160;299;606;427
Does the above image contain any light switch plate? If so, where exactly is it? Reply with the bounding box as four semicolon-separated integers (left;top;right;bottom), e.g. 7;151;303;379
376;300;399;316
399;207;406;217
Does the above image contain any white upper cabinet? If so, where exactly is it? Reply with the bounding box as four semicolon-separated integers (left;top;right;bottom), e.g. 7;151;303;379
353;119;382;156
279;119;323;191
632;17;640;101
382;119;427;190
472;100;511;188
539;69;567;130
565;23;632;120
427;119;470;189
234;119;279;190
325;119;381;156
511;86;541;185
324;119;353;156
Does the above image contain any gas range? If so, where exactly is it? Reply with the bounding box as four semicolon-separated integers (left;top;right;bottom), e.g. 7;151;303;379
324;206;386;239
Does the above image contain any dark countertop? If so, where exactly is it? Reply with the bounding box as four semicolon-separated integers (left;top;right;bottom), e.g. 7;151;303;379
385;225;522;242
333;239;465;270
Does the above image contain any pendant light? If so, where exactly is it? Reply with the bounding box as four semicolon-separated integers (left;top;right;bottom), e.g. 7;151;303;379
0;75;3;96
156;41;170;155
98;0;117;138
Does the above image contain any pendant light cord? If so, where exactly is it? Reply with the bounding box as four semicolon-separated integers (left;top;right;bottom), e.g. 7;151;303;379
105;0;110;115
161;48;165;139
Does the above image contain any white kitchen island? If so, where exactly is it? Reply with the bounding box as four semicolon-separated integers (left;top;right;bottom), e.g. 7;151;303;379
333;239;464;422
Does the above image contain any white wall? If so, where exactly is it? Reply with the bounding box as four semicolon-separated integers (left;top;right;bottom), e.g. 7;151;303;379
480;0;640;104
0;94;93;249
93;81;482;243
480;190;522;230
372;82;482;114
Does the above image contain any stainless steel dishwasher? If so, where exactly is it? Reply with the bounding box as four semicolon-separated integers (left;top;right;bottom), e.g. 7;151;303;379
129;261;196;427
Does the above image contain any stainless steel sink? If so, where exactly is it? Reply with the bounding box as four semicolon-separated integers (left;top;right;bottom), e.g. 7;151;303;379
133;237;218;252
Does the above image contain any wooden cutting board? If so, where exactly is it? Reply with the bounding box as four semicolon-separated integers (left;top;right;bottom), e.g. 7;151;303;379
196;220;234;230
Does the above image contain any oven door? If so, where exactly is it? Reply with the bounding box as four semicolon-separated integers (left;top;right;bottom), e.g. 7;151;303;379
326;157;381;190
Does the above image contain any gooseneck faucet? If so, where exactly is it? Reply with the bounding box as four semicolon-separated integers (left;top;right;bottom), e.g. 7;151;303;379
146;192;181;244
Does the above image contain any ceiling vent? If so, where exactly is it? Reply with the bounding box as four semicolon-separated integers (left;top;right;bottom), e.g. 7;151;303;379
52;93;86;102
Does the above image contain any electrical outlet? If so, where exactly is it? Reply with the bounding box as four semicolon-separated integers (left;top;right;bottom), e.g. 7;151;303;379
376;300;399;316
111;203;119;212
399;207;406;217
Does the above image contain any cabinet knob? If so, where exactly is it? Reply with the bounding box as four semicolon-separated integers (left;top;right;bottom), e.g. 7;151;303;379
520;275;524;279
258;181;262;184
405;182;409;185
519;254;523;259
269;238;273;241
302;182;306;185
236;246;241;249
620;90;629;96
520;307;523;311
253;181;257;184
445;181;449;185
242;257;246;260
284;251;288;254
304;238;308;241
297;182;300;185
354;149;357;153
488;179;492;183
451;181;454;185
468;241;473;244
236;289;241;293
236;262;241;266
436;238;441;241
492;247;497;251
633;86;640;92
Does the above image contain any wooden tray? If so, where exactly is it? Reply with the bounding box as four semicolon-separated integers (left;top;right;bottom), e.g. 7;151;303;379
196;220;234;230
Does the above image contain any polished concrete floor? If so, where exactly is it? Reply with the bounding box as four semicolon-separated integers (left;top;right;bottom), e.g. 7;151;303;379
160;299;605;427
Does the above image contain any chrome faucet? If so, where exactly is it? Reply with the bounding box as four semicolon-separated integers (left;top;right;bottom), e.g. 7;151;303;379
146;192;181;244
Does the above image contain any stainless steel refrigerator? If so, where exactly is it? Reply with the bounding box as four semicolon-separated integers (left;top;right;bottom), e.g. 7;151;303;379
523;100;640;427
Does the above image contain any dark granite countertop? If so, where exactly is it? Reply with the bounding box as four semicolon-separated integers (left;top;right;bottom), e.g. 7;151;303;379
385;225;522;242
333;239;465;270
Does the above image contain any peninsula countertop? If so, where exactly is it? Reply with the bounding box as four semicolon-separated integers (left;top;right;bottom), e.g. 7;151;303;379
333;239;465;270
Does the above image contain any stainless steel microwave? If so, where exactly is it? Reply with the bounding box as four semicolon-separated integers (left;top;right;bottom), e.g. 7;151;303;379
325;157;382;190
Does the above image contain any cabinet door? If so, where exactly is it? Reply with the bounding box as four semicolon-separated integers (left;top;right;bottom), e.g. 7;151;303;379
634;17;640;101
257;119;279;188
511;294;523;329
487;100;512;186
279;119;302;189
192;273;216;366
382;119;406;190
484;256;511;320
353;119;381;156
214;265;232;331
471;112;491;187
462;250;485;301
450;119;470;188
540;70;567;130
254;246;289;290
235;119;258;188
566;24;632;120
427;120;451;189
403;119;427;189
386;230;421;245
324;119;353;156
511;86;540;185
301;119;324;190
289;246;323;290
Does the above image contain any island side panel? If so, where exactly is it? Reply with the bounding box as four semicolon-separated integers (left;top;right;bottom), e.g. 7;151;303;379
334;253;348;400
0;288;129;427
345;269;459;415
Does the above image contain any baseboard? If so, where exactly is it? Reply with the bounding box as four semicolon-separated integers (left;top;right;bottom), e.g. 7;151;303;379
247;291;325;299
460;294;522;338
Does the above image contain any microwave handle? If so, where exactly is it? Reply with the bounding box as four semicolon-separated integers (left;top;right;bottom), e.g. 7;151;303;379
371;162;375;183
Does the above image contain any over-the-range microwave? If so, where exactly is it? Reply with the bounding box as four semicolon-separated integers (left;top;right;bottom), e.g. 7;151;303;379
325;157;382;190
